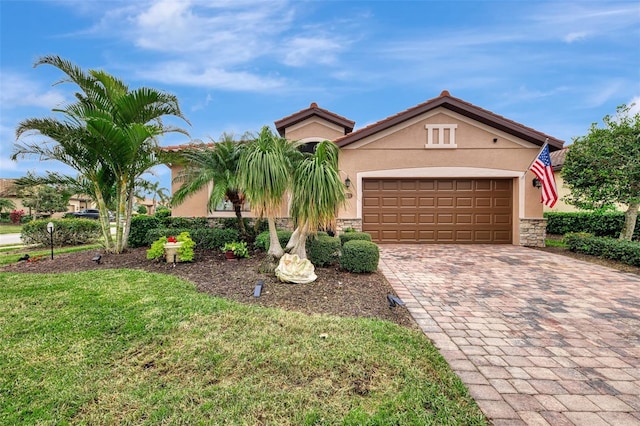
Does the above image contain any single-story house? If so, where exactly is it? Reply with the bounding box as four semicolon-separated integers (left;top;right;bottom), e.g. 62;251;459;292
167;90;564;247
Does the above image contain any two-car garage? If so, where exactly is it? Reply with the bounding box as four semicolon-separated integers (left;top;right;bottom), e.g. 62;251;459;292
362;178;513;244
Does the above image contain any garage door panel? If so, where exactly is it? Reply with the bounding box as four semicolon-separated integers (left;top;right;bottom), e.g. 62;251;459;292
456;214;472;224
419;213;435;224
494;197;511;208
456;197;473;207
400;197;416;207
455;180;473;191
419;197;435;207
438;197;454;207
363;178;512;244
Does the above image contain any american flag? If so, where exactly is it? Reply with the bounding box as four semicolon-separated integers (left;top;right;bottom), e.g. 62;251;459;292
530;144;558;208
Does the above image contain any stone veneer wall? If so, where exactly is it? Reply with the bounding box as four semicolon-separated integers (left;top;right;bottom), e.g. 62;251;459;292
207;217;362;236
207;217;294;230
336;218;362;234
519;218;547;247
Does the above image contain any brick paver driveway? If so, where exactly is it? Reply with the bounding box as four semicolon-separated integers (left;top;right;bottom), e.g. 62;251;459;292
379;245;640;426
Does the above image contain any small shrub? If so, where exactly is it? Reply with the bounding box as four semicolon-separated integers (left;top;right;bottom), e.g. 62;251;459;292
136;205;148;215
145;228;191;247
222;241;250;258
255;230;293;251
307;234;341;267
128;215;161;248
340;240;380;273
10;210;25;224
339;231;372;246
21;218;101;247
154;207;171;218
146;231;195;262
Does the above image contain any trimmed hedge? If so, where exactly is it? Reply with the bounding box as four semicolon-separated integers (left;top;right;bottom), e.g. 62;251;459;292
340;240;380;273
339;232;372;246
21;218;101;247
545;212;640;240
159;216;209;229
255;230;293;251
307;234;341;267
128;215;161;248
564;233;640;266
191;228;239;250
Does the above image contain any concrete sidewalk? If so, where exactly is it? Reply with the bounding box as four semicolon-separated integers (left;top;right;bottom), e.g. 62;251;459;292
379;245;640;426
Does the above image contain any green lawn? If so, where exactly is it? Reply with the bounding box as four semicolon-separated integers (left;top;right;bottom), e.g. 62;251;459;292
0;244;102;265
0;270;487;425
0;224;21;234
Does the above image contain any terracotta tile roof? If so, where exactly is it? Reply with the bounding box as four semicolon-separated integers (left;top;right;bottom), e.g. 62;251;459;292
550;146;569;171
334;90;564;149
161;141;216;152
274;102;355;137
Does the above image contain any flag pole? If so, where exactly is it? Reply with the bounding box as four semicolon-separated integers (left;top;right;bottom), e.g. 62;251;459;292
523;138;549;177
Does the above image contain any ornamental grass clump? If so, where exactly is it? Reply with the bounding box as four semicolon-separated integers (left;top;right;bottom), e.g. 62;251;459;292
340;240;380;273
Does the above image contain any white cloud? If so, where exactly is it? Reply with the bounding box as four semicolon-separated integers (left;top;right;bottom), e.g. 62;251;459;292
138;62;286;91
0;71;67;109
628;96;640;116
282;36;344;67
563;31;589;43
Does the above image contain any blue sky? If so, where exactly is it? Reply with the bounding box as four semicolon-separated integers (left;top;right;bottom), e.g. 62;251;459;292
1;0;639;194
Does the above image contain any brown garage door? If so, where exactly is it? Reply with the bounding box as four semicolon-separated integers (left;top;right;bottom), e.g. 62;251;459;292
362;178;512;243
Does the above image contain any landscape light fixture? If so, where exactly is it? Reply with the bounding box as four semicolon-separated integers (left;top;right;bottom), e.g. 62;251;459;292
387;293;405;308
46;222;54;260
254;280;264;298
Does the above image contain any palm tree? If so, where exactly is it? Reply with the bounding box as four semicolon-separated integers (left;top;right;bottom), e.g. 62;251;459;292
171;136;249;235
13;118;117;246
238;126;302;261
287;140;346;258
13;55;189;253
0;198;16;214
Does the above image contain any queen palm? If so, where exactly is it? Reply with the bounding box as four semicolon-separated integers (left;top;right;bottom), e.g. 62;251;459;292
172;137;248;235
287;140;346;258
238;126;302;261
13;55;189;253
0;198;16;214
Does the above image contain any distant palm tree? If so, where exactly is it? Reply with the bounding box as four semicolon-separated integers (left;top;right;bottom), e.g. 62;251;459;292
13;55;190;253
238;126;302;261
287;140;346;258
0;198;16;214
172;135;249;235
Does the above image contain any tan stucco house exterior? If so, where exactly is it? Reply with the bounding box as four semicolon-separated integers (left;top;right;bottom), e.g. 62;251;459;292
167;91;564;247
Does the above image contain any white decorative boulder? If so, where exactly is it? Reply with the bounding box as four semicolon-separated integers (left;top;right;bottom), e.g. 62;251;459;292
275;253;317;284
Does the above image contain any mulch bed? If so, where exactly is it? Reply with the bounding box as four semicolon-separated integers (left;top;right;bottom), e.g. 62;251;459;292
1;247;420;330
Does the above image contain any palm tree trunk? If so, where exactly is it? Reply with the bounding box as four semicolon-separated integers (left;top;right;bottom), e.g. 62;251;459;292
619;202;639;241
290;222;309;259
267;216;284;259
285;226;301;251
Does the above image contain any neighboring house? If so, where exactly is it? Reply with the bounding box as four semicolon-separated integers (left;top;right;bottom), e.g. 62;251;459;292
167;91;564;247
0;178;96;217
